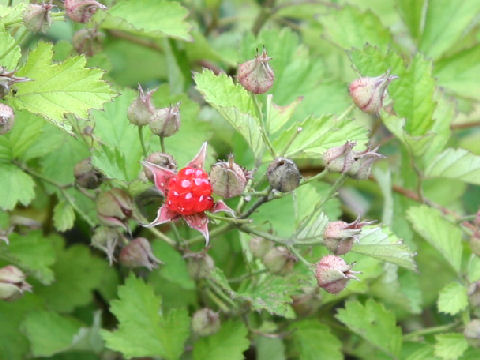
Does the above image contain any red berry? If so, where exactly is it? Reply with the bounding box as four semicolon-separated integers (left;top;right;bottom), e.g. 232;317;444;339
166;167;214;215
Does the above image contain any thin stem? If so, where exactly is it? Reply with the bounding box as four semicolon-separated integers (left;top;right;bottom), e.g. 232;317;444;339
280;126;302;157
206;289;230;313
251;93;276;159
451;121;480;130
207;278;237;308
133;212;176;246
239;225;287;245
206;213;253;224
160;136;166;153
239;188;273;219
138;126;147;157
184;224;232;245
287;245;312;267
403;322;459;341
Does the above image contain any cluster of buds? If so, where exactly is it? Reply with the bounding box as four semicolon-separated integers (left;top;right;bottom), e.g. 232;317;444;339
237;48;275;94
267;158;301;192
210;155;250;199
315;255;359;294
192;308;220;336
0;67;30;99
64;0;106;23
96;188;134;230
23;1;54;33
72;28;105;57
323;141;385;179
119;237;162;270
0;265;32;301
74;158;103;189
323;219;373;255
0;104;15;135
349;71;398;114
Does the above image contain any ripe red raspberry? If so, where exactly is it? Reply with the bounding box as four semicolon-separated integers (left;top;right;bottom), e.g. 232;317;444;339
166;167;214;215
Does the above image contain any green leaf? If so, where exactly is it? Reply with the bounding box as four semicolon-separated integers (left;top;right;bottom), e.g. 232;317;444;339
35;243;107;312
9;42;115;133
102;274;190;360
53;200;76;232
468;255;480;282
22;311;81;357
103;0;192;41
193;320;249;360
435;46;480;100
434;333;469;360
256;337;285;360
321;6;392;50
351;226;417;271
267;94;302;134
419;0;480;59
407;205;462;273
397;0;426;39
0;164;35;211
289;320;342;360
0;3;26;25
194;69;263;157
425;148;480;185
0;26;21;69
336;299;402;358
0;231;56;285
437;282;468;315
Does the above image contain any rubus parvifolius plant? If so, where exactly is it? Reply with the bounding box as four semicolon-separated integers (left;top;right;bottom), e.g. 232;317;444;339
1;1;480;360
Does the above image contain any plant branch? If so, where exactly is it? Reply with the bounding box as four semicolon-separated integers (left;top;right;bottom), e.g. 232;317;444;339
138;126;147;157
239;187;273;219
451;121;480;130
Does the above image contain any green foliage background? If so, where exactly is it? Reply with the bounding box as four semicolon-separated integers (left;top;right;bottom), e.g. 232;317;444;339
1;0;480;359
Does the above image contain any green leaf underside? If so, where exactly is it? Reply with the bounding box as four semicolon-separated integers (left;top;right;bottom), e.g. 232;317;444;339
425;148;480;185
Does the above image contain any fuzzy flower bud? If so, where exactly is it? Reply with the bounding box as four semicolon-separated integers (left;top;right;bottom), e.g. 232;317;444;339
74;158;103;189
0;104;15;135
323;141;356;174
248;237;273;258
192;308;220;336
64;0;106;23
72;28;104;57
91;226;121;265
23;2;54;33
262;246;296;274
186;252;214;279
349;146;385;180
292;287;321;316
0;67;30;99
237;48;274;94
349;71;398;114
210;155;250;199
127;85;157;126
149;102;181;137
0;265;32;301
96;188;134;229
143;152;177;182
119;237;162;270
323;219;373;255
315;255;359;294
267;158;301;193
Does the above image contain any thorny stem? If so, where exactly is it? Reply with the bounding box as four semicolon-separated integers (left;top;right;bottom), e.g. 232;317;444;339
138;126;147;157
251;93;276;159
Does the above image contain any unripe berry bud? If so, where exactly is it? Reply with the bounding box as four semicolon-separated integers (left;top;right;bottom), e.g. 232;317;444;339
248;237;273;258
0;265;32;301
465;319;480;347
267;158;301;193
292;287;321;316
186;252;214;279
323;219;373;255
143;152;177;182
23;3;54;33
96;188;134;228
349;146;385;180
210;155;249;199
237;48;274;94
74;158;103;189
72;28;104;57
349;71;398;114
149;103;181;137
91;226;121;265
64;0;106;23
192;308;220;336
127;85;157;126
323;141;356;174
0;104;14;135
262;246;296;274
119;237;161;271
315;255;359;294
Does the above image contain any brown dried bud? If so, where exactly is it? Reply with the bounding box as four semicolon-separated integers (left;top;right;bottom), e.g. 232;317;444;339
0;67;30;99
210;155;250;199
186;252;214;279
262;246;296;274
64;0;106;23
267;158;301;193
74;158;103;189
349;71;398;114
149;102;181;137
192;308;220;336
237;48;274;94
96;188;134;229
0;265;32;301
72;28;104;57
315;255;359;294
23;2;54;33
143;152;177;182
119;237;162;271
91;226;122;265
0;104;15;135
323;219;373;255
248;237;273;258
127;85;157;126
